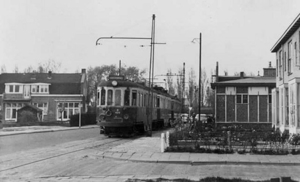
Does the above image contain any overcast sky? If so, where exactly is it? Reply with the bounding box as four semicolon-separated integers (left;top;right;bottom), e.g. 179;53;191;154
1;0;300;81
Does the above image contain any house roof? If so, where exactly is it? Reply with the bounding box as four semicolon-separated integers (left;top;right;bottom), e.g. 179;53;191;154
271;13;300;53
0;73;82;83
18;104;43;112
211;76;276;89
0;73;84;94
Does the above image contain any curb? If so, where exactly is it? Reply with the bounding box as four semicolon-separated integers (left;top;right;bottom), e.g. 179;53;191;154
101;153;300;166
0;125;99;137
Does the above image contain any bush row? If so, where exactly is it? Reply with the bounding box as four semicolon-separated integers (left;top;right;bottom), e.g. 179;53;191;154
69;113;96;127
166;146;300;155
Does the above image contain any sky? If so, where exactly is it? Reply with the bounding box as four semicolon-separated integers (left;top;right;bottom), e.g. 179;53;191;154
0;0;300;82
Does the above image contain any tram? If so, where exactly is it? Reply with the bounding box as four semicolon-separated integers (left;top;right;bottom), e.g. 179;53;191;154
96;75;182;137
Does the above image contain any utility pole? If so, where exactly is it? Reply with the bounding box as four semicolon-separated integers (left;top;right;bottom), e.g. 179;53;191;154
182;62;185;113
199;33;202;131
119;60;121;75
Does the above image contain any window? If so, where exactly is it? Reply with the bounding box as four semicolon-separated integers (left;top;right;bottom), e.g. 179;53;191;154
97;91;100;106
57;102;80;121
132;90;137;106
5;103;24;121
276;59;278;76
101;88;106;105
115;90;121;106
15;85;20;92
31;85;37;93
279;51;282;79
107;89;113;105
269;95;272;104
156;97;160;107
124;89;130;106
284;52;287;72
7;85;21;93
39;85;48;93
236;94;248;104
285;88;289;126
9;85;13;92
295;42;298;66
288;41;292;74
33;103;48;115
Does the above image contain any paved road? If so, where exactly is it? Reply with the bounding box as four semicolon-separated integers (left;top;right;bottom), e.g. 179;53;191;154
0;127;100;156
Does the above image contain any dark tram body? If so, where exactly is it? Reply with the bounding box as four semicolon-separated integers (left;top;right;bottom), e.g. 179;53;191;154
96;75;182;136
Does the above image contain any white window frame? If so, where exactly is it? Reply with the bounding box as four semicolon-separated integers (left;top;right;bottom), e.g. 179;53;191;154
57;102;80;121
6;84;21;93
5;103;24;121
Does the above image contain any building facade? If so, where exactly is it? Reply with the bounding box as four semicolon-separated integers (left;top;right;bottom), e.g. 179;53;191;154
211;63;276;126
0;69;88;123
271;13;300;134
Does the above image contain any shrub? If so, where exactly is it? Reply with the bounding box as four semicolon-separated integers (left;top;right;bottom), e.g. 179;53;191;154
17;111;39;125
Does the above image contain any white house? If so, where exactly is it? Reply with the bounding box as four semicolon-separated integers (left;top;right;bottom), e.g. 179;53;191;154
271;13;300;134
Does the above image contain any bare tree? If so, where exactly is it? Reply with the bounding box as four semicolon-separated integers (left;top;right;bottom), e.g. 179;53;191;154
166;69;175;96
23;60;62;73
187;68;196;110
37;60;62;73
23;66;34;73
13;65;19;73
1;65;7;74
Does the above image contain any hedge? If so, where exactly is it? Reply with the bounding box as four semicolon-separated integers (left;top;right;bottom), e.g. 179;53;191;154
69;113;96;127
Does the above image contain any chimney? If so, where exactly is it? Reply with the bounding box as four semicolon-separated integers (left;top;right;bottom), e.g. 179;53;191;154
81;69;86;74
48;71;52;79
31;72;36;80
240;72;244;79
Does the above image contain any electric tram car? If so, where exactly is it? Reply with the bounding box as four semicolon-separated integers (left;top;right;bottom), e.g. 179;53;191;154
96;75;182;137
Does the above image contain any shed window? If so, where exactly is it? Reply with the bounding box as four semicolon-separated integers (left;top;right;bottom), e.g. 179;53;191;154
237;94;248;104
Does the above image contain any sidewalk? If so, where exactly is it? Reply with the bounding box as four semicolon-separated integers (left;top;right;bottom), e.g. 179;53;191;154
99;136;300;166
0;125;99;136
1;125;300;166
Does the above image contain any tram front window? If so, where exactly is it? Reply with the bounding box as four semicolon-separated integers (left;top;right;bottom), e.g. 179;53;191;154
107;89;113;105
101;88;106;105
124;89;130;106
115;90;121;106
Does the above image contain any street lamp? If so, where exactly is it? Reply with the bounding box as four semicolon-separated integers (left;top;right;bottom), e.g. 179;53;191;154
192;33;202;129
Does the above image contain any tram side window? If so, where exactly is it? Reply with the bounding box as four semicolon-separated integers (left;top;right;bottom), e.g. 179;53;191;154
156;97;160;108
97;91;100;106
107;89;113;105
140;93;143;107
101;88;106;105
124;89;130;106
144;94;148;106
132;90;137;106
115;90;121;106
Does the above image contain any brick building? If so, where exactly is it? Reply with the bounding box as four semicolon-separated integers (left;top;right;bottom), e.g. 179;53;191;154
0;69;88;123
211;62;276;126
271;13;300;134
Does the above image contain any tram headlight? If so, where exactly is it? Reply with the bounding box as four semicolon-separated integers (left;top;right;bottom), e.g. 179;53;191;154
123;114;129;120
106;110;112;116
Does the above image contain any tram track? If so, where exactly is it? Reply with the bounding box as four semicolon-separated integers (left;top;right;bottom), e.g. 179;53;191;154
0;137;132;172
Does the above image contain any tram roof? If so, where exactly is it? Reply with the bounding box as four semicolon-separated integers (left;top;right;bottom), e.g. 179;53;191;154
98;78;180;101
